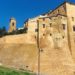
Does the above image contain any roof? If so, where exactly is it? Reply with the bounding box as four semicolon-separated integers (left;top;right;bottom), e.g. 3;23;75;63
24;1;75;23
39;14;67;19
47;1;75;15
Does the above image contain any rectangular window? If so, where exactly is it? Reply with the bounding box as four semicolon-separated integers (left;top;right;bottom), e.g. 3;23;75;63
72;17;74;21
43;18;45;21
49;17;51;20
58;9;59;13
73;26;75;31
43;24;45;28
50;23;52;27
35;28;38;32
62;24;65;30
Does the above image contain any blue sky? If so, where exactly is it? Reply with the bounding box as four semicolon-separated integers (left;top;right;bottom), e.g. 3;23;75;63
0;0;75;30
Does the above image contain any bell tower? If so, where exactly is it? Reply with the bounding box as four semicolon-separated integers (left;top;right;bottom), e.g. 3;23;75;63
8;17;16;32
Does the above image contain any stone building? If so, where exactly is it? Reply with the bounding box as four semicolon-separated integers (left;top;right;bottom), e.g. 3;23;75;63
24;15;47;38
23;2;75;75
2;1;75;75
25;2;75;59
38;14;67;48
46;2;75;62
8;18;16;32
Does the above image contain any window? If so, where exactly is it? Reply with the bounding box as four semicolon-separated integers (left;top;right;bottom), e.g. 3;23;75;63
43;34;45;36
63;6;65;10
50;33;52;36
60;16;62;19
40;49;43;52
62;36;64;39
62;24;65;30
35;36;36;39
43;24;45;28
72;17;74;21
26;66;29;68
12;22;15;26
50;23;52;27
58;9;59;13
73;26;75;31
53;12;55;14
43;18;45;21
49;17;51;20
35;28;38;32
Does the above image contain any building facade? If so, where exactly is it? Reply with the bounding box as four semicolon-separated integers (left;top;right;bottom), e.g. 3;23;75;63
4;2;75;75
24;2;75;60
23;2;75;75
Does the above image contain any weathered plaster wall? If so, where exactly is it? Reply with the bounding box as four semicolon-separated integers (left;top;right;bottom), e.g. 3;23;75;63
0;33;74;75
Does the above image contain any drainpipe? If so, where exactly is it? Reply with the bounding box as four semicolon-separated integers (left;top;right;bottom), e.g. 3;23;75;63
37;19;40;75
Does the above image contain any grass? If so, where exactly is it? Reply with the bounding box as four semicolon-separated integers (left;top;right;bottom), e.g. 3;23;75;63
0;66;35;75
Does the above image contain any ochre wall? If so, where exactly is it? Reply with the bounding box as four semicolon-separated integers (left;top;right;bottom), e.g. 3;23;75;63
0;32;74;75
1;2;75;75
66;2;75;62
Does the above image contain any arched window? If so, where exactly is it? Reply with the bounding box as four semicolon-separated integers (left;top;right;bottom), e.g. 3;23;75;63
12;22;15;26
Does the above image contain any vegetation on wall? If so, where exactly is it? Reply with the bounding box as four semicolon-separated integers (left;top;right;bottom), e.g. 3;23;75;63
0;66;35;75
0;27;28;38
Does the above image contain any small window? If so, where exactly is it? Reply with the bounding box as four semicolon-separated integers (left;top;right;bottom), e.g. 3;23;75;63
72;17;74;21
43;24;45;28
50;33;52;36
43;18;45;21
60;16;62;19
26;66;29;68
35;28;38;32
40;49;43;52
43;34;45;36
50;23;52;27
62;36;64;39
73;26;75;31
53;12;55;14
58;9;59;13
62;24;65;30
63;6;65;10
49;17;51;20
12;22;15;26
35;36;36;39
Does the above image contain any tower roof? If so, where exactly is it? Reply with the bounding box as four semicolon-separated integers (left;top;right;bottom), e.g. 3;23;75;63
10;17;16;21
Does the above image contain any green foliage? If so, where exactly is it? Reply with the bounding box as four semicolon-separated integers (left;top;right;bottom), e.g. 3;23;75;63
0;66;34;75
0;27;28;38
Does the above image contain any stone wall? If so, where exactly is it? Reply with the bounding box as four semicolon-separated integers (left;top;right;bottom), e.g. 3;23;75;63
0;29;74;75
